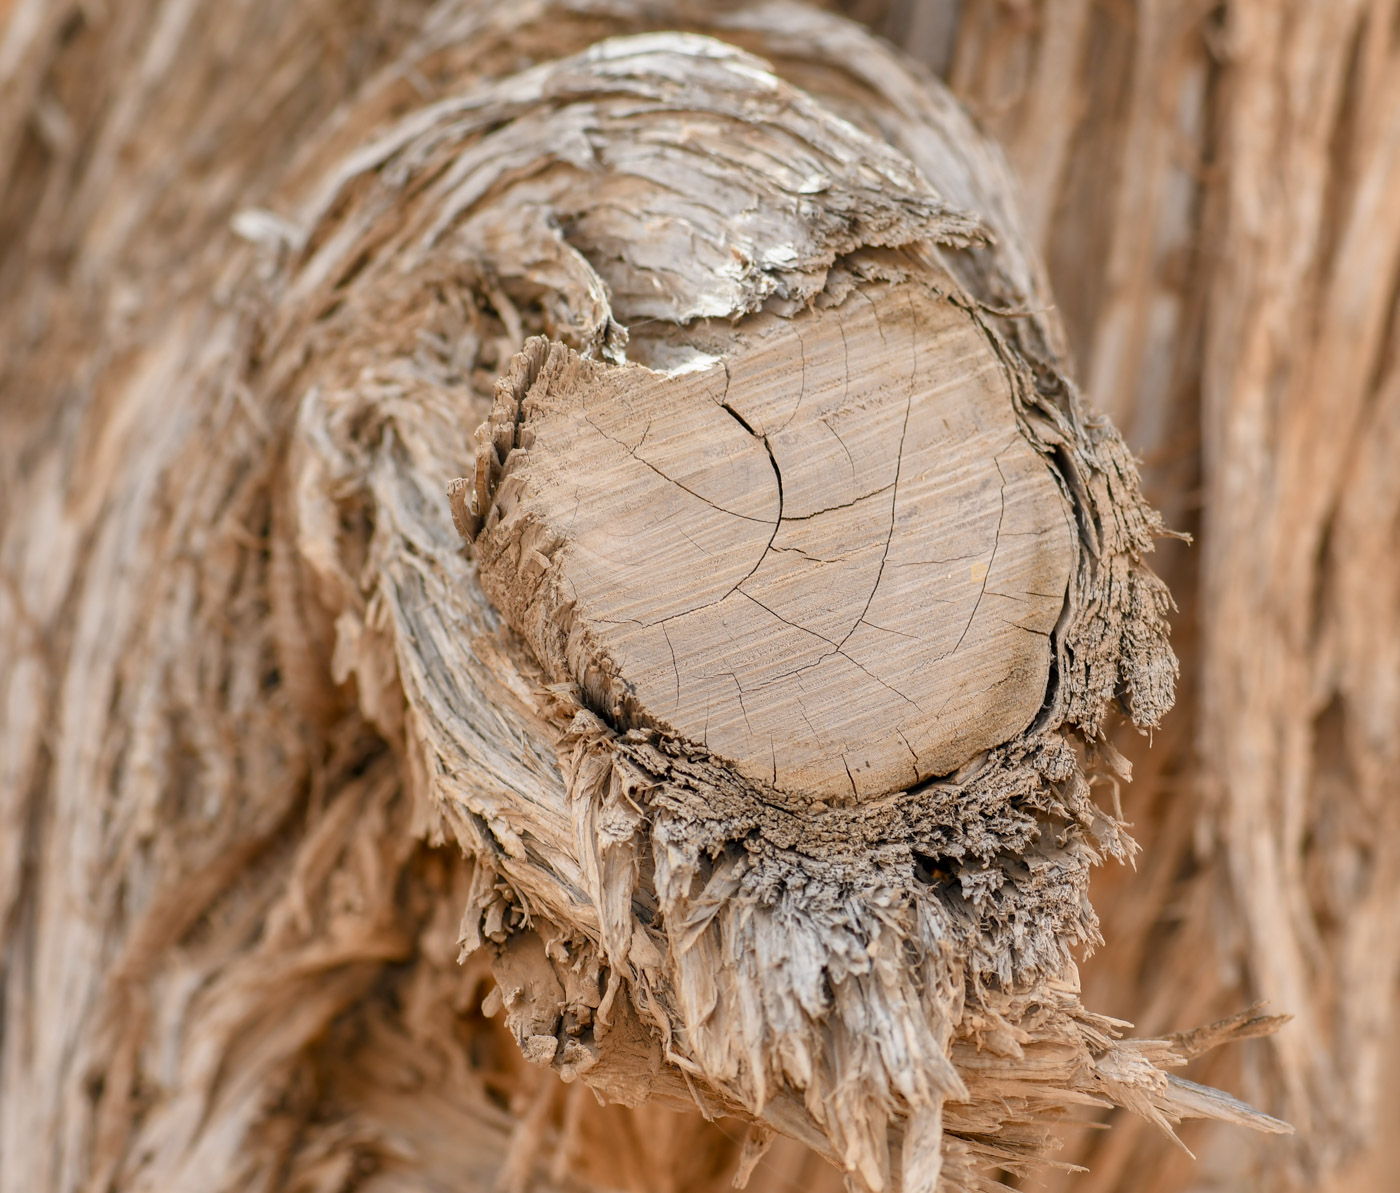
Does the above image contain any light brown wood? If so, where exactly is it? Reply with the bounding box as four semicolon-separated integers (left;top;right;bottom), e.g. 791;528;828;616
473;284;1073;800
9;1;1370;1191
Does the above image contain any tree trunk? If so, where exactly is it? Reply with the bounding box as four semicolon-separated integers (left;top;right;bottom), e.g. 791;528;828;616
1;2;1394;1193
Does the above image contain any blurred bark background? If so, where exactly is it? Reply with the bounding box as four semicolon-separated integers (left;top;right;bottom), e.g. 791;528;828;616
2;1;1398;1192
862;4;1400;1189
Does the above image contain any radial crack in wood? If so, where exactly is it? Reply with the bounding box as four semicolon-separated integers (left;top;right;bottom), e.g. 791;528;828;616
473;283;1074;800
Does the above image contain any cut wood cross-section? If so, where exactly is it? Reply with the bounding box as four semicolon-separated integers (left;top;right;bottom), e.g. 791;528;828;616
469;282;1075;801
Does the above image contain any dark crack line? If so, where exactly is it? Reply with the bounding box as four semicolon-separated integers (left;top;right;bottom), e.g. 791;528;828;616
735;585;922;715
661;621;680;712
735;589;830;646
675;523;714;558
820;416;858;484
721;671;756;738
834;296;915;655
949;452;1009;658
697;363;784;606
745;621;923;717
996;616;1051;637
862;289;890;350
595;363;786;632
890;551;983;567
779;482;894;522
564;490;583;540
858;616;917;641
896;728;920;772
583;410;773;525
770;543;859;566
775;324;808;434
842;650;923;713
718;356;755;435
720;402;758;436
691;434;784;609
736;595;921;710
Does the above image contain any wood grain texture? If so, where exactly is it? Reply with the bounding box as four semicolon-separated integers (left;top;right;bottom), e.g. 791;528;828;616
474;285;1074;800
925;0;1400;1188
0;2;1297;1192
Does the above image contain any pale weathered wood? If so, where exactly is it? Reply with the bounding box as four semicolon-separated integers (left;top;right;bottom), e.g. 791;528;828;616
471;283;1073;800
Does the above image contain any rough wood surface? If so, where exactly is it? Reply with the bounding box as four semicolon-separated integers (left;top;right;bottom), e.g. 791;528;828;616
0;2;1349;1192
903;1;1400;1189
472;284;1074;800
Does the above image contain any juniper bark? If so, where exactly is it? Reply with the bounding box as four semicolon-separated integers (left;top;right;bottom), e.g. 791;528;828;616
2;3;1392;1193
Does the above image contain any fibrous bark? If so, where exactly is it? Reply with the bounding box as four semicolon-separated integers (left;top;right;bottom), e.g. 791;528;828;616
892;2;1400;1189
0;2;1309;1192
471;288;1075;801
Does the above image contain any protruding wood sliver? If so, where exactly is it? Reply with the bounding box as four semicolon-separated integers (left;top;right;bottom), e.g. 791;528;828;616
471;281;1075;800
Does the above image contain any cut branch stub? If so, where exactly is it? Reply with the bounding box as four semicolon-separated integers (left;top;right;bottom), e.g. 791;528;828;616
472;280;1075;800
